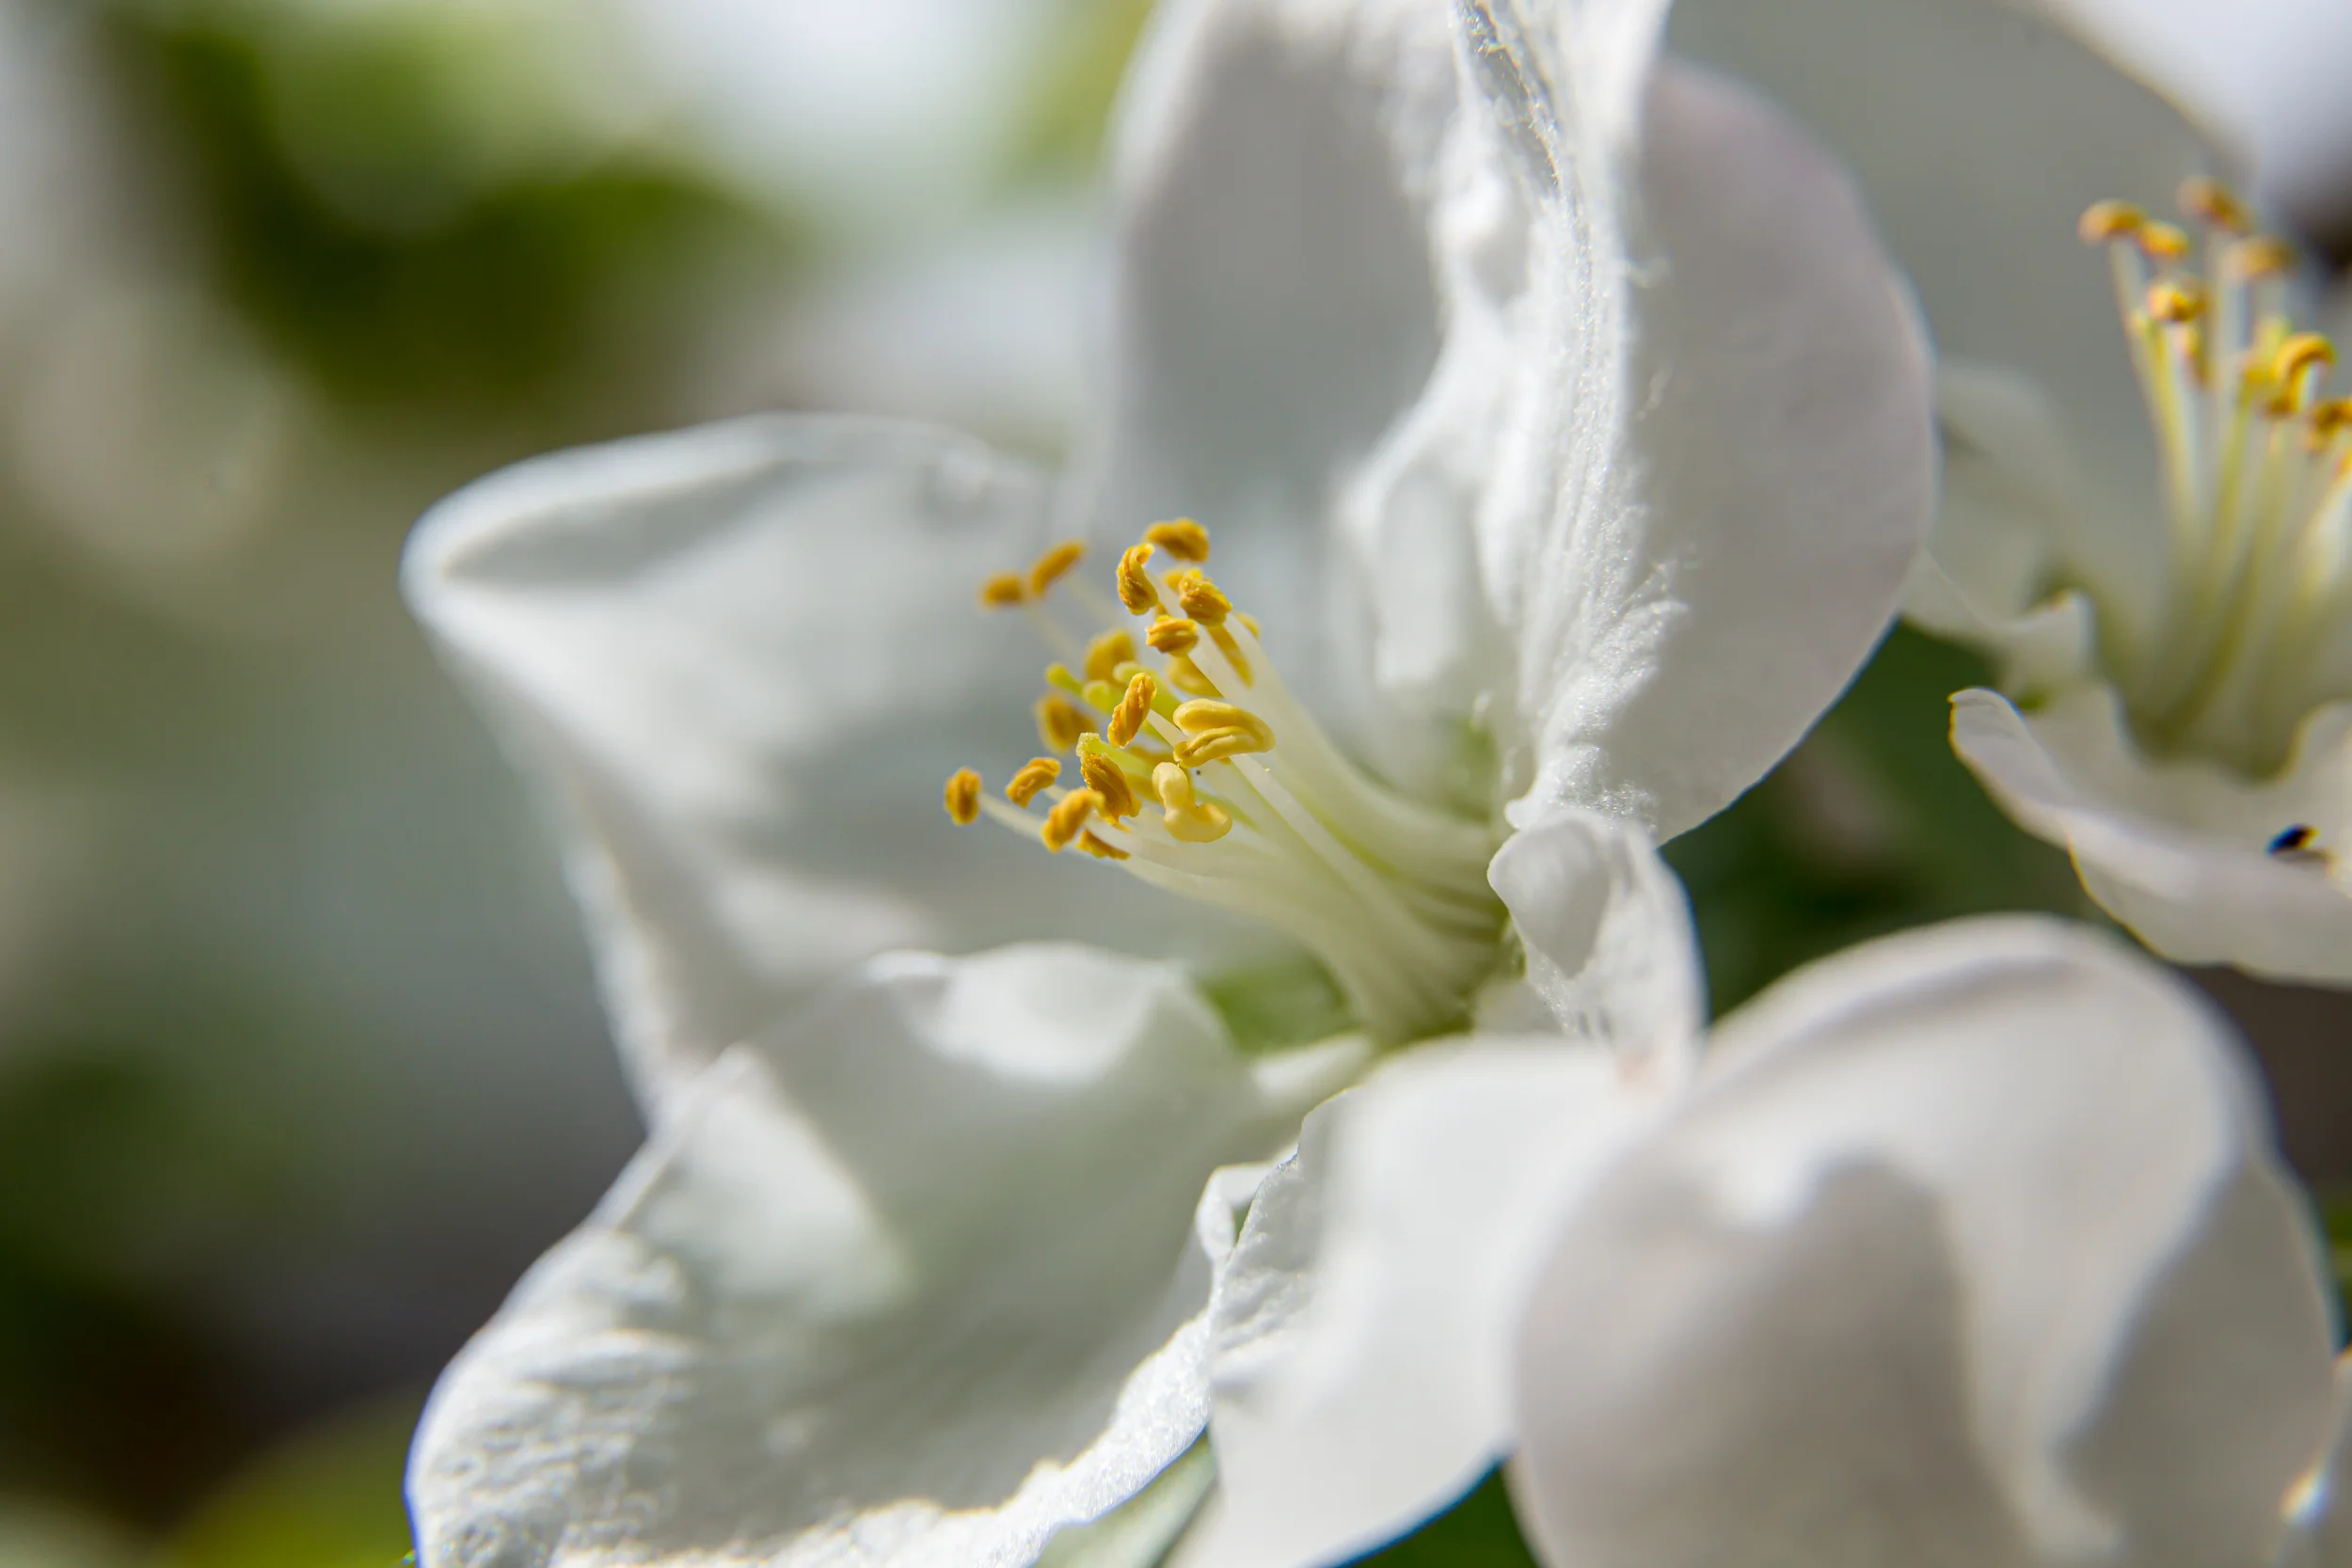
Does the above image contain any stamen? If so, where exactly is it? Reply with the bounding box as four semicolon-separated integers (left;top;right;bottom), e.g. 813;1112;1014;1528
1007;757;1060;807
1173;700;1274;746
2274;334;2335;411
1169;571;1233;625
1028;540;1088;597
1147;617;1200;655
2180;176;2252;234
1143;518;1212;562
2070;191;2352;780
1108;672;1158;748
1041;790;1098;852
2229;236;2297;280
1117;544;1158;613
1174;728;1275;767
1080;752;1141;821
2078;200;2145;244
2147;280;2205;324
978;574;1027;610
967;516;1510;1041
2137;222;2190;263
1037;694;1095;752
1152;763;1232;844
944;768;982;825
1085;629;1136;683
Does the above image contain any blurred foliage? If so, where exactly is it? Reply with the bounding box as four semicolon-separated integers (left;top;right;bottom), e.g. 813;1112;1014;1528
0;1497;144;1568
1350;1470;1537;1567
101;2;787;410
2314;1191;2352;1344
1667;626;2083;1016
1005;0;1154;183
158;1392;419;1568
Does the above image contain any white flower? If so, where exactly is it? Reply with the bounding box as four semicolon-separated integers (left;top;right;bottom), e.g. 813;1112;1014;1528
1509;914;2348;1568
1188;906;2345;1568
398;0;1931;1562
1671;0;2352;985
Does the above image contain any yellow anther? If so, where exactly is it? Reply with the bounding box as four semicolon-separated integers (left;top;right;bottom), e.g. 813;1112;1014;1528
2275;333;2335;388
1077;831;1131;862
1036;694;1095;752
1165;653;1218;696
2311;399;2352;441
1153;763;1233;844
978;573;1027;610
1081;752;1141;820
1147;616;1200;655
2146;280;2206;324
1041;790;1099;852
1082;679;1120;711
944;768;982;825
1172;700;1270;739
1174;572;1232;625
2229;235;2297;280
2079;200;2145;245
1085;629;1136;683
1174;729;1274;768
1143;518;1212;562
1109;672;1159;748
1117;544;1158;613
1006;757;1060;807
1028;540;1087;596
2179;176;2252;233
2137;222;2190;263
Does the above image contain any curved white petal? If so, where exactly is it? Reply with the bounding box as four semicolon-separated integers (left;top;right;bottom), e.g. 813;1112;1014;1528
408;943;1359;1568
1951;686;2352;984
1486;804;1704;1074
405;415;1251;1110
1503;57;1933;838
1178;1037;1662;1568
1090;0;1460;760
1669;0;2229;615
1513;916;2336;1568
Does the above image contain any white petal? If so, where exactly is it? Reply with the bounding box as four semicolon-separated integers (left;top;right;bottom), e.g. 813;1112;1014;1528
1504;58;1933;838
408;943;1357;1568
1669;0;2229;597
405;414;1251;1110
1486;804;1705;1073
1951;686;2352;984
1514;916;2336;1568
1179;1037;1661;1568
1905;362;2117;677
1087;0;1465;768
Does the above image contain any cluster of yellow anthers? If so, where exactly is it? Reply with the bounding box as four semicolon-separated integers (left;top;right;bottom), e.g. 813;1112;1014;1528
942;518;1278;858
2080;179;2344;445
939;517;1503;1039
2075;178;2352;778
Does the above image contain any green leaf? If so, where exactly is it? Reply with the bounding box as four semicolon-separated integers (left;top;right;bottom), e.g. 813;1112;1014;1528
156;1393;420;1568
1346;1469;1540;1567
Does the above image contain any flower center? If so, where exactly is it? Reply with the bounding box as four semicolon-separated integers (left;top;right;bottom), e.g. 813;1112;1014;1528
2079;180;2352;777
944;520;1506;1043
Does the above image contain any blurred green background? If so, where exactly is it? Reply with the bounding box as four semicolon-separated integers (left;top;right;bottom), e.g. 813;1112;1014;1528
0;1;2344;1566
